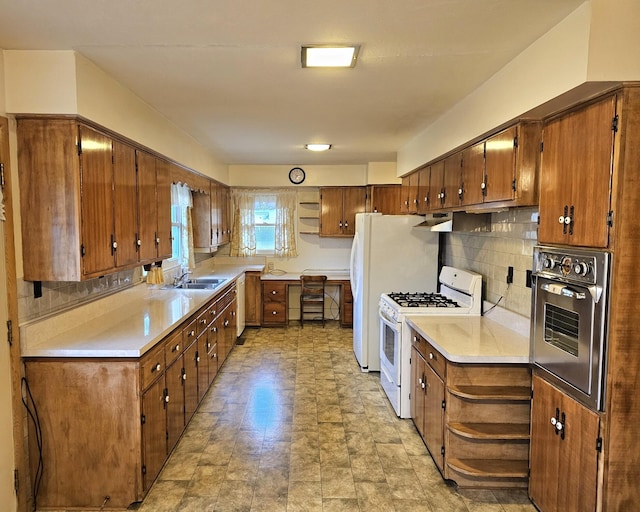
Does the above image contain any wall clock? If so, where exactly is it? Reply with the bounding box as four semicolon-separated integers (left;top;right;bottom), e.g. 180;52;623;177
289;167;306;185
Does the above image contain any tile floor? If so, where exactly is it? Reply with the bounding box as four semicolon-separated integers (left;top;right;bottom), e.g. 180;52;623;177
136;322;537;512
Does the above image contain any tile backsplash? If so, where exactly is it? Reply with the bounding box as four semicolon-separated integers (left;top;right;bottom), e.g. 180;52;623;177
442;207;538;317
17;269;143;323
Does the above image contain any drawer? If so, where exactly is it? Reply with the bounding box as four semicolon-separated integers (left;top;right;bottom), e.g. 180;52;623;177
207;302;220;324
165;329;184;367
263;282;287;302
411;331;446;379
140;342;165;391
196;308;209;337
262;302;287;324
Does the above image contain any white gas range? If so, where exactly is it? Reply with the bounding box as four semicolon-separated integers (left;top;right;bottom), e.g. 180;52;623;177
378;266;483;418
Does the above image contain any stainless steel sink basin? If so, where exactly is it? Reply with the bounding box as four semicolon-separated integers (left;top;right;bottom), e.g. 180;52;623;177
174;277;227;290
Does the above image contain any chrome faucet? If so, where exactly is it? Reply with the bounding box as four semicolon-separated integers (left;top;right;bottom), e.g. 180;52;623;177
173;267;192;287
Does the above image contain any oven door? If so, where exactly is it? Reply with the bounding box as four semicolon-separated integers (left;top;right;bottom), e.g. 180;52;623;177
379;308;401;415
533;276;604;409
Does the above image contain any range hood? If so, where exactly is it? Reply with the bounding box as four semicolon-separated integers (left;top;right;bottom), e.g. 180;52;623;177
415;212;491;232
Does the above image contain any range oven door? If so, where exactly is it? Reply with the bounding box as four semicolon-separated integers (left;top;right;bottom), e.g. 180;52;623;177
379;308;401;416
532;276;606;410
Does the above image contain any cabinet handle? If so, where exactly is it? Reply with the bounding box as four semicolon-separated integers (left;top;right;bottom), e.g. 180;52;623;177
137;239;142;247
272;311;277;315
188;330;195;337
172;343;180;352
271;290;277;295
152;363;161;373
211;326;217;333
458;187;463;198
196;355;200;363
339;221;343;228
224;320;229;326
165;393;170;403
207;342;211;350
429;352;435;360
344;221;348;229
200;319;207;325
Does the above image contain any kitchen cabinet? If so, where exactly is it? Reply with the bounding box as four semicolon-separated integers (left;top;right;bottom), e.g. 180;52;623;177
262;280;288;326
192;178;232;250
410;328;531;489
538;96;617;247
155;159;173;259
460;141;485;206
24;282;238;509
17;119;141;280
415;166;431;213
340;281;353;327
319;186;367;236
411;344;445;471
245;271;263;326
529;374;600;512
216;182;232;245
401;172;420;214
368;184;402;214
429;152;463;210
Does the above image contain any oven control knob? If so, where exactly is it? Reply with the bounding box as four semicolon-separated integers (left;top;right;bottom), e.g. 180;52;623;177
574;262;590;276
543;257;556;270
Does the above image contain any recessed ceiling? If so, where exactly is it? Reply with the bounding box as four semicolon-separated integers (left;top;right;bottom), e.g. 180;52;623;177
0;0;585;165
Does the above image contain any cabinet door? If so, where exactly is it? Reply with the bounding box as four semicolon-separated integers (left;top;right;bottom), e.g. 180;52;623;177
424;362;445;471
183;340;199;422
211;181;221;245
141;377;167;491
484;126;517;203
320;187;344;236
529;375;600;512
192;189;213;248
369;185;401;215
442;152;462;209
400;175;411;214
407;172;420;213
244;272;262;326
461;142;485;206
137;151;159;262
79;126;115;277
342;187;367;235
411;347;426;438
156;159;173;259
113;141;139;267
429;161;445;210
539;96;616;247
165;358;185;452
416;167;430;214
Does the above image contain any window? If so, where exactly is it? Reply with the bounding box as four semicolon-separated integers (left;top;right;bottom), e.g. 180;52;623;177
230;189;298;257
167;183;195;270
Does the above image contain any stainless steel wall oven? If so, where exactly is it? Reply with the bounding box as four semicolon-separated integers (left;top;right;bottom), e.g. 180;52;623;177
532;245;611;411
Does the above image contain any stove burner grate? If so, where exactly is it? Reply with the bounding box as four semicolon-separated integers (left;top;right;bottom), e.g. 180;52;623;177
387;292;461;308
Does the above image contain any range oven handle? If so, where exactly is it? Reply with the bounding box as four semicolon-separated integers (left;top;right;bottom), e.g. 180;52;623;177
378;306;398;327
540;282;586;300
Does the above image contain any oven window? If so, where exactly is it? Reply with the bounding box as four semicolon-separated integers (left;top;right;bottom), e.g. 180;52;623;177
543;303;580;357
383;324;396;365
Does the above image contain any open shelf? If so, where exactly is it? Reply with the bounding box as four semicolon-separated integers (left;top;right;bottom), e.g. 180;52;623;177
448;385;531;401
448;422;530;440
447;458;529;479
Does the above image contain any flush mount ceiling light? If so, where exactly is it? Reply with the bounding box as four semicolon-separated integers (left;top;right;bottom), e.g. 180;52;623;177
305;144;332;152
301;45;360;68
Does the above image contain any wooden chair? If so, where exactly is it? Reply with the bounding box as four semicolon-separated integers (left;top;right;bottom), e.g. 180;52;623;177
299;275;327;327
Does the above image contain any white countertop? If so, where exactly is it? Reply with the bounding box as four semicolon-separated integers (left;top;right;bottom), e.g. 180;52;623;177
405;313;530;365
20;263;264;359
261;270;350;281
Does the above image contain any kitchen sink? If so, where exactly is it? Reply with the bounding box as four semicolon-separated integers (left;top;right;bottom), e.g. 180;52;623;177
162;277;227;290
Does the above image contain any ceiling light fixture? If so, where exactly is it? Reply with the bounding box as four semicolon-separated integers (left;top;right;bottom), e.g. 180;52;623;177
305;144;332;152
301;45;360;68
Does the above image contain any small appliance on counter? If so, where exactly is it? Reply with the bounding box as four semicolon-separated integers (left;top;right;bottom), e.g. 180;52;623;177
378;266;483;417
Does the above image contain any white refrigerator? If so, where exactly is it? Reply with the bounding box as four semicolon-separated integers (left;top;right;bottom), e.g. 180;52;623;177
349;213;439;371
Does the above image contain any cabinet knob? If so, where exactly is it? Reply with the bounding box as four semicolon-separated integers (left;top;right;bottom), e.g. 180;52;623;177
165;394;170;403
172;344;180;352
188;330;195;337
550;416;557;426
200;319;207;325
271;290;277;295
196;356;200;363
153;363;161;373
481;182;486;190
112;241;118;249
224;320;229;326
429;353;434;360
272;311;277;315
182;372;187;381
137;239;142;246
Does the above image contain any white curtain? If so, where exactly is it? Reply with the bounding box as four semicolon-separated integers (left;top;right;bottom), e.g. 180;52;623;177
171;183;195;269
230;189;298;258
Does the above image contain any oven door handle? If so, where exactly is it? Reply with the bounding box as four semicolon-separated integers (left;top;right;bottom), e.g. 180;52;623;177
541;283;586;299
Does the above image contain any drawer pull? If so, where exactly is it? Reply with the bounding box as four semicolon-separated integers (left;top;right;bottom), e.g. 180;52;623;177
188;330;195;337
224;320;229;326
165;394;170;403
172;344;180;352
152;363;161;373
272;311;277;315
429;353;435;360
200;319;207;325
271;290;277;295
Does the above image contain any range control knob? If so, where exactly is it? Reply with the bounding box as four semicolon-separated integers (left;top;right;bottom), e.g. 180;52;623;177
574;262;590;276
543;257;557;270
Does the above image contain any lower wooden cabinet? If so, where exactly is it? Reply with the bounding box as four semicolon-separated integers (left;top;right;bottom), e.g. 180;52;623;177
262;280;288;326
529;374;600;512
410;328;531;489
244;271;263;326
23;282;238;509
340;281;353;327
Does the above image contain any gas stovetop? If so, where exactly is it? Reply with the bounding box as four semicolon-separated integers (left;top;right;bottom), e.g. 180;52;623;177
386;292;461;308
379;266;483;321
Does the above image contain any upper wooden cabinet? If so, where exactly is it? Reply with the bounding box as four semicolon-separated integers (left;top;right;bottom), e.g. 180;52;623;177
400;172;420;213
319;186;367;237
368;184;401;215
17;118;173;281
538;96;617;248
192;179;232;251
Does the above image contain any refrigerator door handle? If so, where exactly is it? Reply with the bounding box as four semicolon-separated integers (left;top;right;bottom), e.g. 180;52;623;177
349;232;360;296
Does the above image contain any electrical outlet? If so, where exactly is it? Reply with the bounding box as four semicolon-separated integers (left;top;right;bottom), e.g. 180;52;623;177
506;266;514;284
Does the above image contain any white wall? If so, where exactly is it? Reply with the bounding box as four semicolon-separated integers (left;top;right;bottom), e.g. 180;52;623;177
3;50;228;183
367;162;400;184
398;2;593;175
229;164;367;187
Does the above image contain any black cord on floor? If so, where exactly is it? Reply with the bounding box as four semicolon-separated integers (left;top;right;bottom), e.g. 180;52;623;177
21;377;43;512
